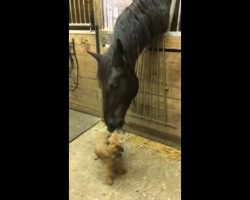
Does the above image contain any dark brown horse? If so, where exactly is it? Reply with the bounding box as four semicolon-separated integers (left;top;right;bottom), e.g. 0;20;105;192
88;0;171;132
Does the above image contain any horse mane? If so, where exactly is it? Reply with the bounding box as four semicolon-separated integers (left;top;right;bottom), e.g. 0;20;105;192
100;0;171;77
113;0;170;62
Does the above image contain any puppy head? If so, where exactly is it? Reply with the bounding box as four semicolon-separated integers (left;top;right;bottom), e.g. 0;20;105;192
107;132;122;145
106;133;124;159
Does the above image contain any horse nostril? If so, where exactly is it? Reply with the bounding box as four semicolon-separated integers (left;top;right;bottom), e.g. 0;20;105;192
118;119;124;127
107;122;115;132
108;122;113;128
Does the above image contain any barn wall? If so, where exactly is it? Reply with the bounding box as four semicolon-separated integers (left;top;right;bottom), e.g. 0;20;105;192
69;32;101;117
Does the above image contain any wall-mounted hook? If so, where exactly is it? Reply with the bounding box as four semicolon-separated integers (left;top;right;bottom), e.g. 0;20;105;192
81;38;91;51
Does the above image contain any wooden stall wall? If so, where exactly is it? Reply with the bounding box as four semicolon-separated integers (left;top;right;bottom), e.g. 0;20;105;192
69;32;101;117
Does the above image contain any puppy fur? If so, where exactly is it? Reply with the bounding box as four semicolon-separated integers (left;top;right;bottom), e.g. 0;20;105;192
95;130;127;185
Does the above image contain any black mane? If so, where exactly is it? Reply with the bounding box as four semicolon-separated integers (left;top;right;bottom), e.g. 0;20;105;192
110;0;170;67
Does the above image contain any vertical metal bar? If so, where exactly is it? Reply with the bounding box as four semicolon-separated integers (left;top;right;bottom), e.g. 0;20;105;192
69;0;73;23
133;59;138;113
135;37;141;115
73;0;77;23
156;38;160;120
78;0;81;23
169;0;176;31
140;53;145;115
107;0;110;30
137;52;144;115
108;0;110;30
131;38;139;113
137;59;142;115
149;40;155;119
146;48;149;118
162;34;167;122
142;52;146;116
109;0;111;30
103;0;106;29
93;0;96;26
100;0;104;29
106;0;109;30
82;0;86;23
131;64;138;112
177;0;181;31
95;25;100;54
111;0;114;28
87;0;91;23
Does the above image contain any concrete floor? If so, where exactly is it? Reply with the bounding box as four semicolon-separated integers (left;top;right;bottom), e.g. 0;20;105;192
69;112;181;200
69;109;100;142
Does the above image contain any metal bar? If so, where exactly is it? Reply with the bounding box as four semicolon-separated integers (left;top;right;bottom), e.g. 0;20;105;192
82;0;86;23
69;0;73;23
101;0;104;29
92;0;95;25
102;0;105;29
69;23;92;26
135;37;141;115
142;49;148;117
98;0;102;28
168;0;176;31
164;32;181;36
131;37;139;113
146;47;151;117
87;0;91;23
106;0;109;29
137;59;142;115
141;52;146;116
162;34;167;122
78;0;81;23
150;40;154;119
69;30;95;34
137;55;142;115
177;0;181;31
73;0;77;23
111;0;114;28
156;37;160;120
106;0;109;30
137;51;144;115
95;25;100;54
148;48;181;52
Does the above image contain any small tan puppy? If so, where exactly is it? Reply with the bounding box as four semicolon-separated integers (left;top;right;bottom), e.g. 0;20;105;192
95;130;127;185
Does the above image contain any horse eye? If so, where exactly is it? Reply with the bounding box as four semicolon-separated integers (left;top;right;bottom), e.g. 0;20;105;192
111;80;118;88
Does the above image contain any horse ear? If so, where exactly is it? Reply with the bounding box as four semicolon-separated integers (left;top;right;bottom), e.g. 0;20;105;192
116;39;124;54
113;39;127;64
87;51;103;63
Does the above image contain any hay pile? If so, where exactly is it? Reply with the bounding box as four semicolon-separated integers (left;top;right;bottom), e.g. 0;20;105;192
125;132;181;161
